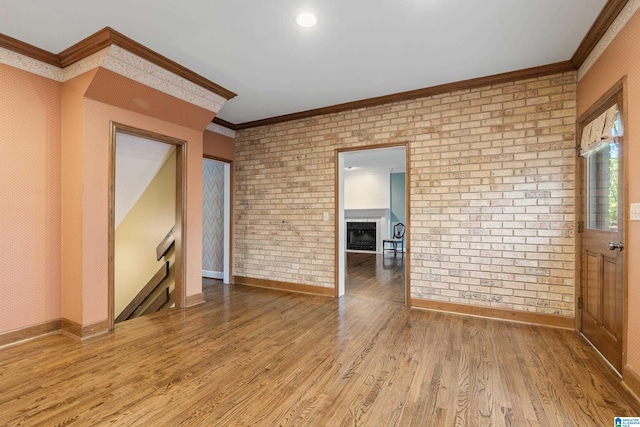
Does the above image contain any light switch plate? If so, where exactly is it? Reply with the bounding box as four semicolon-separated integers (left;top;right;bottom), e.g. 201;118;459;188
631;203;640;221
323;212;329;221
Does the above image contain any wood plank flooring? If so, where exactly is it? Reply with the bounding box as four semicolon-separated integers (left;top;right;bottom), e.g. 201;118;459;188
346;252;405;304
0;281;638;426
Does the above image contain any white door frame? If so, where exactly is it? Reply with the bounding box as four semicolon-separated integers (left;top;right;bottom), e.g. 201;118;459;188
337;152;346;296
202;157;232;284
336;144;409;302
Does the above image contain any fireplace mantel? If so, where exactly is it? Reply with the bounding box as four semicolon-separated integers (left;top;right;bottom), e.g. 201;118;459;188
344;208;389;218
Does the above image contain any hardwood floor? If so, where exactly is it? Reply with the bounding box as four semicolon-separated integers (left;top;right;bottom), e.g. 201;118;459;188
346;251;405;304
0;281;638;426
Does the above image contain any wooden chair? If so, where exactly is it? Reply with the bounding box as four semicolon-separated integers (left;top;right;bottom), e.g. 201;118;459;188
383;222;405;255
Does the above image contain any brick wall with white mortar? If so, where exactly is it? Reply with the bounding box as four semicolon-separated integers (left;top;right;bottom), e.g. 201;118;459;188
234;71;577;317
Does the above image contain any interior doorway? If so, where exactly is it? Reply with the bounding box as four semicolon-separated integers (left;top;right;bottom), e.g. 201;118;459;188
337;145;409;304
202;156;232;284
108;123;186;329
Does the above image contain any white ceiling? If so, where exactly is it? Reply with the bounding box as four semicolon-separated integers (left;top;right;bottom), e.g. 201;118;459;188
343;147;406;173
0;0;607;125
115;133;175;228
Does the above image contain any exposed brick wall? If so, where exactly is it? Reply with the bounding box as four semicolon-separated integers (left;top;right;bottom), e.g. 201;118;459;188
234;71;577;317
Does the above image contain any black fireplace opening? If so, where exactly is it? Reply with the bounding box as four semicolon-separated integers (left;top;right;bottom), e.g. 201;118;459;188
347;221;376;251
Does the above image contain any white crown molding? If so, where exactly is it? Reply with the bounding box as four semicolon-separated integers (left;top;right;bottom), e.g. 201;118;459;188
0;45;226;113
206;122;236;138
579;0;640;80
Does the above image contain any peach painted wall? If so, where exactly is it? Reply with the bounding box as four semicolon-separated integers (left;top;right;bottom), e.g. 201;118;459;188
203;130;234;161
85;68;215;131
577;9;640;377
60;68;214;326
82;99;206;324
61;69;97;325
0;64;62;334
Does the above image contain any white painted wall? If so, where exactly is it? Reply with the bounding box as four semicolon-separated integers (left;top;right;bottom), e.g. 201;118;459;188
115;133;175;228
344;169;390;210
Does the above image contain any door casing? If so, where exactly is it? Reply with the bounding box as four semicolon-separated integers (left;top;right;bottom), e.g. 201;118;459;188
203;155;233;284
335;143;411;305
108;122;187;330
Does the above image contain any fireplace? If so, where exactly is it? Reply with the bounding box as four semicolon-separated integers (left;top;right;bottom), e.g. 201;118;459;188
347;221;377;251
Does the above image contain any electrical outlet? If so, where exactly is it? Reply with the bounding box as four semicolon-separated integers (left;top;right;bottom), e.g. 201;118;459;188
323;212;329;221
631;203;640;221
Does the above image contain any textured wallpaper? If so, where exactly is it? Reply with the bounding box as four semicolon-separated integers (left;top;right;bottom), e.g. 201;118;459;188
202;159;225;273
0;65;62;334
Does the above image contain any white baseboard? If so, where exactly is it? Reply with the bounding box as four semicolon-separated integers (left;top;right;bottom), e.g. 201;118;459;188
202;270;223;279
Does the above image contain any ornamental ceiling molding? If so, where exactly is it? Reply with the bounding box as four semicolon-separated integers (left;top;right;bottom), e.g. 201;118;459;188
578;0;640;80
65;45;226;113
206;122;236;138
0;44;226;113
0;46;63;81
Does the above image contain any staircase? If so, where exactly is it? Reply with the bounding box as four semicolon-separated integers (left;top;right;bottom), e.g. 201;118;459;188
115;227;175;323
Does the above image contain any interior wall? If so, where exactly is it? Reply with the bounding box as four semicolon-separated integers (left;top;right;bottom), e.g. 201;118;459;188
344;170;390;210
234;71;577;316
60;69;213;327
202;158;225;275
61;69;97;325
0;64;62;334
204;129;234;161
577;7;640;379
115;149;176;318
390;172;406;240
85;68;215;131
1;54;218;336
83;98;206;323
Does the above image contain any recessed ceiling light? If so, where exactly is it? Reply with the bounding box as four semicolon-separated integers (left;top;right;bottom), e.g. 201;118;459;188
296;12;317;27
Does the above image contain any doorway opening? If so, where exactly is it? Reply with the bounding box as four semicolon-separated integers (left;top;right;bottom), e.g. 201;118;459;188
202;156;232;284
108;123;186;329
337;145;409;304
